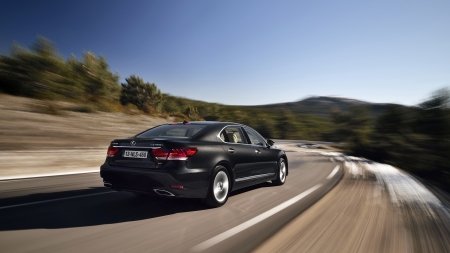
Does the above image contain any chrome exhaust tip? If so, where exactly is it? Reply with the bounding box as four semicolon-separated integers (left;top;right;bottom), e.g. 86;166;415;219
153;189;175;196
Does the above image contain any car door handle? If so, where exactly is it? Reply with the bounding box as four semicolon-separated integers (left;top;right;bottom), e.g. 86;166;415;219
228;148;235;153
255;149;261;154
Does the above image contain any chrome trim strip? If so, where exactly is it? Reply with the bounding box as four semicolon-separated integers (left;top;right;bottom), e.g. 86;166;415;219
235;173;275;182
223;142;265;147
153;189;175;196
112;146;162;149
217;125;242;142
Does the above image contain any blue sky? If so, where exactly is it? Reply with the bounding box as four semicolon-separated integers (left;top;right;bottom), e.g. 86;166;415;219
1;0;449;106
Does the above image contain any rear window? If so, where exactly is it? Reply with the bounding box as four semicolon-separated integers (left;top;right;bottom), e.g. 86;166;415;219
136;124;207;139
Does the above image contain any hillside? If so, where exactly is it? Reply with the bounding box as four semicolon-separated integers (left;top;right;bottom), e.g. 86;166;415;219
251;96;405;117
0;94;171;150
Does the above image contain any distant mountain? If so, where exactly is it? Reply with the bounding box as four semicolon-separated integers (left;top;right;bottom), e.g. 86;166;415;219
250;96;405;117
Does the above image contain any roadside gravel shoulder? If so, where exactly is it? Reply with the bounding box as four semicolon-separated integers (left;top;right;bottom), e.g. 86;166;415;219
254;161;412;253
254;158;450;253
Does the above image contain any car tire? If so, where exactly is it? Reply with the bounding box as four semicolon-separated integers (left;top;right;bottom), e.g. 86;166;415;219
202;165;230;208
272;158;287;186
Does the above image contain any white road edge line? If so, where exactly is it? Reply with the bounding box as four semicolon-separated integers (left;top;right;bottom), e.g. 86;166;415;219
0;170;100;181
326;165;340;179
190;184;323;252
0;191;114;210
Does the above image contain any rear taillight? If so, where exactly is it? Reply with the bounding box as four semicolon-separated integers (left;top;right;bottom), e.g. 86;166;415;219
152;148;198;161
152;148;170;160
107;146;119;157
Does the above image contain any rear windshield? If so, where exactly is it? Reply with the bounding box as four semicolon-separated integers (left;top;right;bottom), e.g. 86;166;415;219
136;124;207;139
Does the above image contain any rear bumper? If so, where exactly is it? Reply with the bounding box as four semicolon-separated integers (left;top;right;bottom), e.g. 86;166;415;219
100;163;210;198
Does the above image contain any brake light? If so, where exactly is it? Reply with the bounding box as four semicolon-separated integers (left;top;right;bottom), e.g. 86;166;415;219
168;148;197;160
152;148;198;161
152;148;170;160
107;146;119;157
185;148;197;156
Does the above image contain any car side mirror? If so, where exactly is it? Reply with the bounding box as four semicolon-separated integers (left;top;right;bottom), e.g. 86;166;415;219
267;139;275;146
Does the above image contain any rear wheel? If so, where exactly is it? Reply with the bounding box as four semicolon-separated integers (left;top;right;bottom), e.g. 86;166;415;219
272;158;287;186
202;165;230;207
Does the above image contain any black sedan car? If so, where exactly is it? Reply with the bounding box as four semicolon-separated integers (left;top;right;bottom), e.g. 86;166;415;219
100;121;288;207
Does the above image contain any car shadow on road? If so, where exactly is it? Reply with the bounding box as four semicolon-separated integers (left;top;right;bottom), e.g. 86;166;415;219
230;181;275;197
0;187;209;231
0;182;275;231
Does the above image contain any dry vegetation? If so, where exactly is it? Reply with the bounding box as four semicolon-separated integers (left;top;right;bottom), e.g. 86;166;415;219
0;94;171;150
0;94;172;178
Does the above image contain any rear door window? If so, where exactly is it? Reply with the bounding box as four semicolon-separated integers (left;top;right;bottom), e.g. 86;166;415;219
220;126;245;144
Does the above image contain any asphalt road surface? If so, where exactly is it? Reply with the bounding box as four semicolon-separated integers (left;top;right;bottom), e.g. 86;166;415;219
0;152;341;253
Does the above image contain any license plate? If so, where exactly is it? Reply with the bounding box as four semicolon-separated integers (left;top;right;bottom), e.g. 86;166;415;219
123;150;148;158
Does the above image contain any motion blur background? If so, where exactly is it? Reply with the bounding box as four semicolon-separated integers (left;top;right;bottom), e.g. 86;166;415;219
1;0;449;188
1;2;450;253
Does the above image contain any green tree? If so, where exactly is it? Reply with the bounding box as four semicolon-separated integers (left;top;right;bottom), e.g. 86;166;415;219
0;36;66;98
162;99;180;114
414;88;450;177
120;75;163;113
275;110;300;139
69;52;120;101
352;88;450;188
0;36;120;102
416;88;450;139
331;106;372;156
184;105;203;121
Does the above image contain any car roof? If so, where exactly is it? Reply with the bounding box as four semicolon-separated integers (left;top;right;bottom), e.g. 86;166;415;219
166;121;243;126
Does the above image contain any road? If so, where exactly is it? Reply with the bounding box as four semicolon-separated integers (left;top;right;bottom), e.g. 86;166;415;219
0;151;342;253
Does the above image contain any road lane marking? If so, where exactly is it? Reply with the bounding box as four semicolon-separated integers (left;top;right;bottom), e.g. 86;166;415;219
0;191;114;210
190;184;323;252
0;170;100;181
326;165;340;179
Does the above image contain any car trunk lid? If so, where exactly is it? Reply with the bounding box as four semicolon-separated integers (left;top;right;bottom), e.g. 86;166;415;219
107;139;165;168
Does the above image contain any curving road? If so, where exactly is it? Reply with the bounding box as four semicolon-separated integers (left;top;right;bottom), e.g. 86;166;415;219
0;151;342;253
